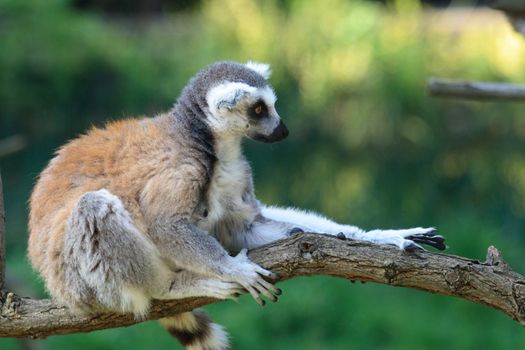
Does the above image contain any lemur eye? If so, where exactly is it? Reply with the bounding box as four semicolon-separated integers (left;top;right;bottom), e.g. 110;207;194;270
249;100;268;120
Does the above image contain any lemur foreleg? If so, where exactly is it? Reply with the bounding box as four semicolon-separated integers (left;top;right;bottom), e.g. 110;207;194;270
149;219;281;305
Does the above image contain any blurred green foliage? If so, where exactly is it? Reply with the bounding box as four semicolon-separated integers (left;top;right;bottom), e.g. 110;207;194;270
2;0;525;348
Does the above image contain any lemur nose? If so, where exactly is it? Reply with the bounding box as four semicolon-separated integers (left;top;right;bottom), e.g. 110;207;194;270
253;120;289;143
274;121;289;139
281;122;289;138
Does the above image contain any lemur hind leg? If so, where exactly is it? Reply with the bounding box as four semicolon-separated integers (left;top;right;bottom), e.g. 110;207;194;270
63;189;160;318
252;206;445;251
66;190;242;350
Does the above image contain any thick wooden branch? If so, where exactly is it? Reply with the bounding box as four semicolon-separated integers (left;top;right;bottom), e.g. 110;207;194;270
427;78;525;101
1;233;525;339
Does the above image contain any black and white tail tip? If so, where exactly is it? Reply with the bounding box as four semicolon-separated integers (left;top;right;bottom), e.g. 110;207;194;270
159;310;230;350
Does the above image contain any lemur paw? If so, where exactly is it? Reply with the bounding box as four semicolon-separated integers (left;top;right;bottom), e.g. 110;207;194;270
227;249;281;306
405;228;446;251
384;228;445;251
203;280;246;301
352;227;445;251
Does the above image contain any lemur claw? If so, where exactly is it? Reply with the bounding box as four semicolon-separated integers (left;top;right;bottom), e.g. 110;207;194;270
288;227;304;236
412;228;437;237
230;249;281;306
406;230;446;251
404;242;425;252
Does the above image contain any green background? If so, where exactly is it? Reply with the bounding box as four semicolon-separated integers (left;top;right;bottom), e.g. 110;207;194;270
2;0;525;348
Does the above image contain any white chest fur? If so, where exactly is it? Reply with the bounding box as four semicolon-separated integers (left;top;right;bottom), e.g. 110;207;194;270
197;137;257;233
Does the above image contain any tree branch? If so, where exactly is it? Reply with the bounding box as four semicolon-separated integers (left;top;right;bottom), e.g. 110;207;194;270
427;78;525;101
1;233;525;338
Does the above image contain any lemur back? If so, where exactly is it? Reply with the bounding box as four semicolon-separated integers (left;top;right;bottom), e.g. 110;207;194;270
29;118;181;304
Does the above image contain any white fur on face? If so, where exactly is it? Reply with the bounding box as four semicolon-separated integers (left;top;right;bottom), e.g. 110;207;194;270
245;61;272;79
206;82;257;116
258;85;277;105
205;81;278;134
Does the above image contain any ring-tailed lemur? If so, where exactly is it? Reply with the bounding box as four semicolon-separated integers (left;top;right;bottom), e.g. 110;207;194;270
28;61;445;350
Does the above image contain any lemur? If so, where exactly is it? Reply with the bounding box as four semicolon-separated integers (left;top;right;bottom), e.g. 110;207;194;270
28;61;445;350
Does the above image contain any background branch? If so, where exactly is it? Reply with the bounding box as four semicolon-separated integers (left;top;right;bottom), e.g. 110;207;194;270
427;78;525;101
490;0;525;36
1;233;525;339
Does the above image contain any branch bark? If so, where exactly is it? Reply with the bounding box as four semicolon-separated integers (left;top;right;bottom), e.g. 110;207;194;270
1;233;525;338
427;78;525;101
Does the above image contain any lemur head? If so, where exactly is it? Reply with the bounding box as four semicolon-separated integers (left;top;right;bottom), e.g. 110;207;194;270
176;61;288;143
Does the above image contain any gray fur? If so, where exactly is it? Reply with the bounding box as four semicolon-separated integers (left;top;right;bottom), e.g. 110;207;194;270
173;61;267;121
63;190;160;315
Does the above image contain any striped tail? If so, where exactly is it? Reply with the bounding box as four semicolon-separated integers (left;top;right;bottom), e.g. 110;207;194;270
159;309;230;350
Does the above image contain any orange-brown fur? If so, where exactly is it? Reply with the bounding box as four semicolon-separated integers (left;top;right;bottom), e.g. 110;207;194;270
28;115;192;299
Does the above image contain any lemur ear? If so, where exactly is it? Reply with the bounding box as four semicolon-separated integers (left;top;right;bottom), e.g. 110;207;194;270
207;82;256;113
245;61;272;80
